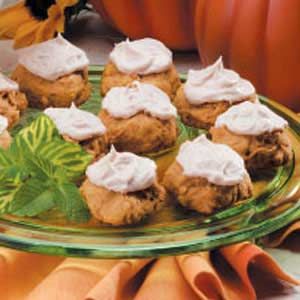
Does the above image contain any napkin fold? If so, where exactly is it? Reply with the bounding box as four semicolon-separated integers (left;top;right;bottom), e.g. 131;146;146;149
0;221;299;300
26;258;151;300
135;257;199;300
219;242;298;300
176;242;299;300
0;248;63;300
86;259;152;300
263;221;300;248
177;252;226;300
18;243;300;300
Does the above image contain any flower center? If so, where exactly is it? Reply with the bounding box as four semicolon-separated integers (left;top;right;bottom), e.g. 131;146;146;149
25;0;56;19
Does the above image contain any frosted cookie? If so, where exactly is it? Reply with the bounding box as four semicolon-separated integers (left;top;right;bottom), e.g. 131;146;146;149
163;135;253;214
100;81;178;154
12;35;91;109
101;38;180;98
0;115;11;149
0;73;27;127
81;147;166;226
45;103;108;158
174;57;257;129
210;101;292;171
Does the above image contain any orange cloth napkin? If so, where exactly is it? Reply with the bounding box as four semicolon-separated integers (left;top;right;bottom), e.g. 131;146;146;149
0;248;63;300
263;221;300;248
26;258;152;300
0;223;299;300
135;257;199;300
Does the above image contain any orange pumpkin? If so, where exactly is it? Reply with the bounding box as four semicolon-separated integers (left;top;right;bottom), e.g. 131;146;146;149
195;0;300;111
89;0;197;50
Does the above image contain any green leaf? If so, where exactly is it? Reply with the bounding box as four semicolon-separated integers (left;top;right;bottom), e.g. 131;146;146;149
0;147;29;182
1;166;28;182
0;113;91;222
10;114;91;181
0;148;27;183
37;138;92;181
0;147;13;168
10;109;42;137
9;178;55;217
24;154;59;181
14;114;58;153
79;91;102;115
0;177;21;213
53;182;90;223
176;118;206;142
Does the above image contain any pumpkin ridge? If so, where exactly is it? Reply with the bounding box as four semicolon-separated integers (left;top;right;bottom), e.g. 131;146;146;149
258;0;271;94
92;0;116;29
225;0;242;67
177;0;197;50
136;0;151;38
196;0;210;64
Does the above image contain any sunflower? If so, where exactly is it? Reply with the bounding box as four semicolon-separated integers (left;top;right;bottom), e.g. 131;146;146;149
0;0;87;48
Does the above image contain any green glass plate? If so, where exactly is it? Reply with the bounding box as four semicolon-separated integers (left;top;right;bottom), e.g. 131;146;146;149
0;66;299;259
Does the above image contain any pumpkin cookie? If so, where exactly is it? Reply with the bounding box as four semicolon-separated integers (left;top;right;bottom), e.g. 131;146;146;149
100;81;178;154
163;135;253;214
81;147;167;226
101;38;180;99
12;35;91;109
44;103;109;159
0;115;12;149
173;57;257;129
210;101;292;172
0;73;27;128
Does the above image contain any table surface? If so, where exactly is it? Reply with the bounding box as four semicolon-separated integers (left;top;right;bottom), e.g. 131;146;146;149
0;5;299;299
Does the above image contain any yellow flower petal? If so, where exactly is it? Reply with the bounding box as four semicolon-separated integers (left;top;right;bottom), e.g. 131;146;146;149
0;0;80;48
0;1;34;39
35;17;59;44
14;19;41;48
47;3;65;33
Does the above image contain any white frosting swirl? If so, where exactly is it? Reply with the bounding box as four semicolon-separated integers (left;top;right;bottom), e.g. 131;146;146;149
184;57;256;105
215;101;288;136
110;38;172;75
0;73;19;92
0;115;8;134
17;35;89;81
102;81;177;120
176;135;247;186
44;103;106;141
86;147;157;193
